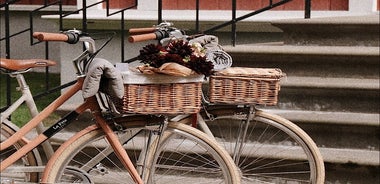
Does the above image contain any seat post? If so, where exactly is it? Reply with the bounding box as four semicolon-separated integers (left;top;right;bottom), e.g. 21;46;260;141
14;73;29;91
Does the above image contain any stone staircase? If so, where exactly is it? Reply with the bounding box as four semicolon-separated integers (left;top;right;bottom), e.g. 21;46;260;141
222;14;379;183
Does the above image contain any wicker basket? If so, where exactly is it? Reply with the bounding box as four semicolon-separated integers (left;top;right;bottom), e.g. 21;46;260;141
112;72;203;114
209;67;284;105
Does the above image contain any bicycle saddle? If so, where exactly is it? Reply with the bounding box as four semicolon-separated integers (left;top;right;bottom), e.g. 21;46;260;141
0;58;56;71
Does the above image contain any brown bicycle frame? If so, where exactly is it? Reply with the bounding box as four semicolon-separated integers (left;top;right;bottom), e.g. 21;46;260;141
0;76;143;184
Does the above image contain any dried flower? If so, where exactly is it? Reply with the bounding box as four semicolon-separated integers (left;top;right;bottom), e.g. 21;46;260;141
166;40;193;57
138;40;214;76
139;44;165;67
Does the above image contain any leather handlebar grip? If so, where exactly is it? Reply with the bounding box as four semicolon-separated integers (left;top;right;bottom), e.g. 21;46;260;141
33;32;69;42
129;27;156;35
128;33;157;43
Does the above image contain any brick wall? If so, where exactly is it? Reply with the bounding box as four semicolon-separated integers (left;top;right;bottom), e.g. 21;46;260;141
107;0;136;9
161;0;349;10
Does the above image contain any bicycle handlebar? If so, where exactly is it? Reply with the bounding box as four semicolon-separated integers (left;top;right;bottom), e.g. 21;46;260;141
128;30;169;43
33;32;80;44
32;30;100;75
128;27;156;35
128;33;157;43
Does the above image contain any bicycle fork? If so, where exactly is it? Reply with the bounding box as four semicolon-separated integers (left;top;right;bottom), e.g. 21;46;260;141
140;116;169;183
198;104;256;163
233;105;254;164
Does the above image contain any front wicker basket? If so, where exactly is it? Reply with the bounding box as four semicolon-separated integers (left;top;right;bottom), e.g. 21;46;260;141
209;67;284;106
112;72;203;115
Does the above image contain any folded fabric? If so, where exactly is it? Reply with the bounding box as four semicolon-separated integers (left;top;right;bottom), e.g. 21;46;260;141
82;58;124;99
137;62;194;76
189;35;223;51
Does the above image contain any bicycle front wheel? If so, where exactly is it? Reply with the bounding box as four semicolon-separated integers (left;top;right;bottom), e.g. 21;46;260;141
143;122;240;184
43;122;240;184
42;125;145;183
196;107;325;183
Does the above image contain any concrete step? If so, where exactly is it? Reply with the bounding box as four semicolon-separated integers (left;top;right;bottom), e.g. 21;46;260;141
320;147;379;167
264;109;379;127
322;147;379;183
270;14;380;46
282;76;379;91
262;109;379;151
277;76;379;113
224;45;380;57
224;45;380;78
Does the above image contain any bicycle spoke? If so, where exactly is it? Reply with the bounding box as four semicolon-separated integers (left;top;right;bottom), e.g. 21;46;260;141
201;109;324;183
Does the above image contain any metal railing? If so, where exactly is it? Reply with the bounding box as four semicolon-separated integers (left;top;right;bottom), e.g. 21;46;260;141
0;0;137;111
1;0;311;111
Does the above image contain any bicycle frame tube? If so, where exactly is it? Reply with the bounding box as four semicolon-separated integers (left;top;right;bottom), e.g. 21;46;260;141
1;73;53;165
5;73;55;159
1;74;35;122
0;77;84;171
0;89;28;123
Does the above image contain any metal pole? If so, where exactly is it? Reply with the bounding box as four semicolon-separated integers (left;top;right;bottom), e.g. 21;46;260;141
59;0;63;30
158;0;162;24
196;0;200;32
231;0;237;46
45;42;50;90
121;11;125;62
4;3;11;107
305;0;311;18
82;0;87;32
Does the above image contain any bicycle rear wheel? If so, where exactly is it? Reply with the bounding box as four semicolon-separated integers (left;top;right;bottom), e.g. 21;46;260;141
43;121;240;184
194;106;325;183
1;121;39;183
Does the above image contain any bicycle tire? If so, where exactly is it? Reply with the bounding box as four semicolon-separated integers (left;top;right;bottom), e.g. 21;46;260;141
1;121;39;183
43;122;240;184
190;106;325;183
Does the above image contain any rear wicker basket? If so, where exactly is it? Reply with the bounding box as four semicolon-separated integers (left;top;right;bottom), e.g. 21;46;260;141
113;72;203;115
209;67;284;105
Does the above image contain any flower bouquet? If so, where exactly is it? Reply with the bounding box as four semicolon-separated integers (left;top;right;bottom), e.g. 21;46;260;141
136;39;214;76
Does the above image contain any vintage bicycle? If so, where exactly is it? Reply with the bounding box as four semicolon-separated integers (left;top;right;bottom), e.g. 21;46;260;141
127;23;326;184
0;30;240;183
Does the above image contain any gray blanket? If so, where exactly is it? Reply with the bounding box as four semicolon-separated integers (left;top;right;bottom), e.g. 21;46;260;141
82;58;124;99
188;35;223;51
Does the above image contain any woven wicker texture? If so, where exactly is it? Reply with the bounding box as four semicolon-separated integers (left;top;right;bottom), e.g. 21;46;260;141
209;67;284;105
115;82;202;114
